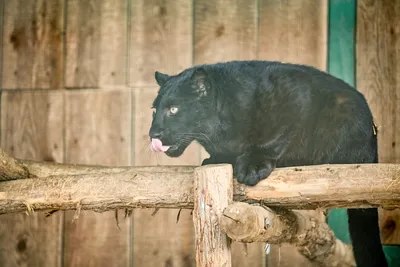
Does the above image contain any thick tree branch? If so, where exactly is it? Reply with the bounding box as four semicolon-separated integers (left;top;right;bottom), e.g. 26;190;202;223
0;148;399;214
221;202;355;267
0;149;30;181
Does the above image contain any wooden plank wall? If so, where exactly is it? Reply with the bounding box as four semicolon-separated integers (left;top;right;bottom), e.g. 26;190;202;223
0;1;65;266
356;0;400;247
0;91;64;267
130;2;200;266
2;0;64;89
63;90;132;267
0;0;397;267
66;0;128;88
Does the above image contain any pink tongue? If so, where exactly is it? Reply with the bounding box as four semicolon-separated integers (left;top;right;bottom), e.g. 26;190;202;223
151;138;170;152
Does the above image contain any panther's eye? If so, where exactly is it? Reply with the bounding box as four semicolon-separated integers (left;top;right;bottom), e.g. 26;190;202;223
169;106;178;115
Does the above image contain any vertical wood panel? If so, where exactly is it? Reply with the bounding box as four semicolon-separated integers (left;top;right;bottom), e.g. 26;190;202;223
356;0;400;164
230;243;266;267
2;0;64;89
379;209;400;245
0;91;64;163
65;90;132;165
357;0;400;248
133;209;195;267
0;213;63;267
0;91;64;267
129;0;193;87
258;1;328;266
63;90;132;267
258;0;327;69
133;87;200;267
268;244;307;267
0;0;4;88
130;1;199;266
193;1;263;266
194;0;258;65
66;0;127;88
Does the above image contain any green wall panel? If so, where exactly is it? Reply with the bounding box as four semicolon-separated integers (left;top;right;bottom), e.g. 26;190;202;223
326;0;355;244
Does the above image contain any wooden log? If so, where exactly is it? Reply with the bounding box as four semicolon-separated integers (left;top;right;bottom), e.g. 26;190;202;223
23;160;195;177
0;152;400;213
193;164;233;267
221;202;355;267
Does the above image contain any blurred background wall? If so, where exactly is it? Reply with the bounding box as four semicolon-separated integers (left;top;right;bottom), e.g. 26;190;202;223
0;0;398;266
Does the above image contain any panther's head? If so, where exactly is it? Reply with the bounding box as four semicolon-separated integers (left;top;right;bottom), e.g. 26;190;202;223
149;67;217;157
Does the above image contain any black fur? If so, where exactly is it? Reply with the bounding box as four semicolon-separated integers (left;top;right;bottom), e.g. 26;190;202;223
149;60;387;267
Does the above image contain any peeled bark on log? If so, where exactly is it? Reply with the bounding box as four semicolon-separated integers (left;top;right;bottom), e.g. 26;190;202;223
0;149;29;181
221;202;355;267
0;167;196;214
0;147;400;213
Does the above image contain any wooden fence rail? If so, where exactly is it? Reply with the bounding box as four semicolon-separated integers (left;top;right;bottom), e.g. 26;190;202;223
0;147;399;214
1;148;398;266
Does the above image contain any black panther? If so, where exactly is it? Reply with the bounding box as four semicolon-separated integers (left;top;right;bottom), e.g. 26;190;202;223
148;60;387;267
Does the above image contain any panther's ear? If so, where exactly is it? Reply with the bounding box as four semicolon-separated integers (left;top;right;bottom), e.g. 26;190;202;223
191;68;210;98
155;71;171;86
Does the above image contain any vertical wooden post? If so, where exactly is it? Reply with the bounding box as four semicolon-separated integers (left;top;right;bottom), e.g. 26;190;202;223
193;164;233;267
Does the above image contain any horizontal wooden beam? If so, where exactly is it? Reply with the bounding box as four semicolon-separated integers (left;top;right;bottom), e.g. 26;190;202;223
221;202;355;266
0;150;399;214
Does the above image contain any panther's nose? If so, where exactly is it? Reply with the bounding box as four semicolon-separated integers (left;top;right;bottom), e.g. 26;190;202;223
149;129;164;139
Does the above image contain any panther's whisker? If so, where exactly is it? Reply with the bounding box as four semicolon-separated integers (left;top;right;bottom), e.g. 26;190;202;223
140;142;151;154
179;132;219;153
154;151;161;165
